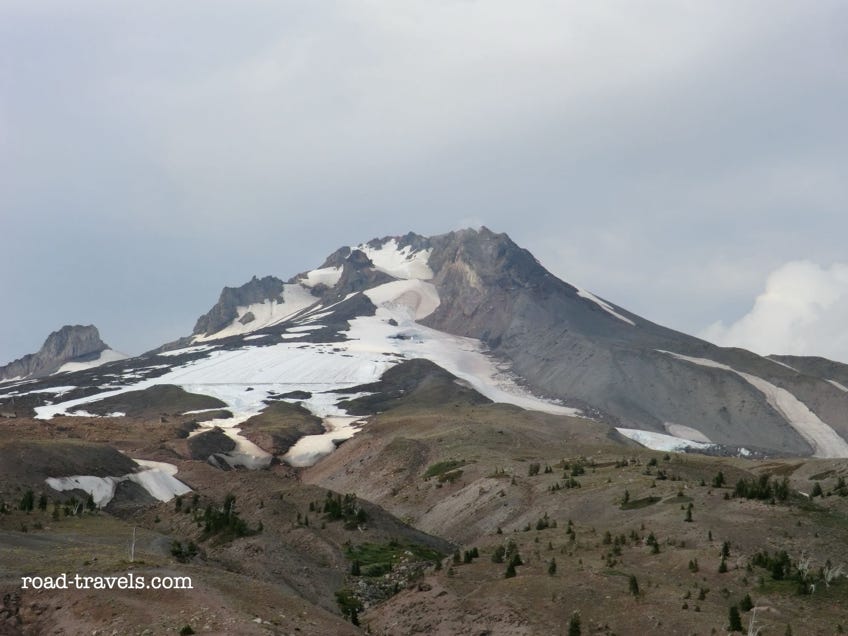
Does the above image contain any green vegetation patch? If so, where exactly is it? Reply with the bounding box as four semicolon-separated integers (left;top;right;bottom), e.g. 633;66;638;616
620;496;661;510
346;539;444;576
664;495;693;504
424;460;466;479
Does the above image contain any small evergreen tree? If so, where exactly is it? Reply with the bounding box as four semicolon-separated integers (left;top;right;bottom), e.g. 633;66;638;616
505;561;517;578
812;482;824;497
492;545;506;563
548;558;557;576
19;490;34;512
628;574;639;597
567;611;581;636
739;593;753;612
728;605;743;632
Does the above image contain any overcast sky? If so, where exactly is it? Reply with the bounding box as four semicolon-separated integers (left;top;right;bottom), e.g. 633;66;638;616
2;1;847;364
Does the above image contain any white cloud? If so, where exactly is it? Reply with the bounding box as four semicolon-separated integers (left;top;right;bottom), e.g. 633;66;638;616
700;261;848;362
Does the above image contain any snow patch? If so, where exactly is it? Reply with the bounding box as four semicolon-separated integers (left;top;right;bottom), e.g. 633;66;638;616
617;428;715;453
56;349;128;374
29;386;77;395
300;266;343;288
46;460;190;507
356;239;434;280
284;415;363;467
364;279;440;321
576;288;636;326
664;423;712;444
195;284;318;342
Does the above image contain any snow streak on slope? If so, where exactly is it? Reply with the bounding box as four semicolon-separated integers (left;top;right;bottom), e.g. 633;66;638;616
56;349;128;374
827;379;848;393
357;239;434;280
576;289;635;326
658;350;848;458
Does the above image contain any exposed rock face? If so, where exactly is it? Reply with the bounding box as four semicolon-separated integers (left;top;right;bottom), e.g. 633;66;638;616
192;275;285;336
0;325;110;381
415;228;846;456
187;427;237;462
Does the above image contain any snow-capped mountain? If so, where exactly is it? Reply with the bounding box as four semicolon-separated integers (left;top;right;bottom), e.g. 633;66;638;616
5;228;848;462
0;324;126;381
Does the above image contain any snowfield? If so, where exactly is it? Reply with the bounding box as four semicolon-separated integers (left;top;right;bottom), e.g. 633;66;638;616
31;278;579;467
658;350;848;458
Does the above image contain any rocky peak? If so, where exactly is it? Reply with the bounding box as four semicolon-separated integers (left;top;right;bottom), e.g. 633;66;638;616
193;275;285;336
0;325;110;381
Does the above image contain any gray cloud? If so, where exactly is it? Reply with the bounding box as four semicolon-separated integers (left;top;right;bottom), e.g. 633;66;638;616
701;262;848;361
2;1;847;362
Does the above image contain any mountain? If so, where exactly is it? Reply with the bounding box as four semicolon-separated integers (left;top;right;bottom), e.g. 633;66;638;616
161;227;848;458
4;229;848;460
0;324;126;381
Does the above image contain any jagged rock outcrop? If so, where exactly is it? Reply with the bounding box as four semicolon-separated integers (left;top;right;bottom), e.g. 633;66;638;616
0;325;111;381
192;275;285;336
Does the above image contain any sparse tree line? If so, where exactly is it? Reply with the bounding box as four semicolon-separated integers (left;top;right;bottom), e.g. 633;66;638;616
3;489;98;530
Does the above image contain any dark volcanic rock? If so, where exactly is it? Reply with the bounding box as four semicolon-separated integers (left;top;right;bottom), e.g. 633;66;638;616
187;427;236;460
240;401;325;455
0;325;110;380
336;359;491;415
68;384;227;418
0;440;139;485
